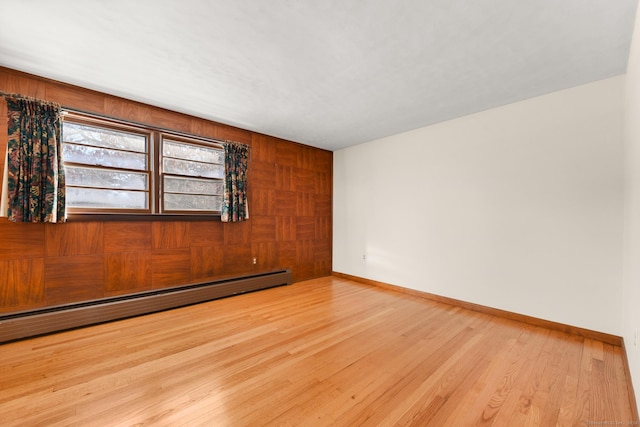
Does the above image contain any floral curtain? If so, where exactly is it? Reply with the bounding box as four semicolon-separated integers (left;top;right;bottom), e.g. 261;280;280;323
5;95;66;223
221;141;249;222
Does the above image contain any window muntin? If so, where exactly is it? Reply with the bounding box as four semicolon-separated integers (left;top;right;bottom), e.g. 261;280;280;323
61;114;225;216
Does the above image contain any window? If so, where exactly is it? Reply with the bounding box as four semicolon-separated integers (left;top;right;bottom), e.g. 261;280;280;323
161;137;224;213
62;113;224;216
62;120;151;212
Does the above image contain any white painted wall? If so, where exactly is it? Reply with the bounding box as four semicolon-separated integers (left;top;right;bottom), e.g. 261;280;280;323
334;76;625;335
623;4;640;411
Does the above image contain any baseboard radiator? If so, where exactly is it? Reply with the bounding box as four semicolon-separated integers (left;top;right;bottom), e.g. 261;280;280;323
0;269;292;344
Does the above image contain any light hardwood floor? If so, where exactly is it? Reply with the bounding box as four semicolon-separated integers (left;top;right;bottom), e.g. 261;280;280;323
0;276;636;426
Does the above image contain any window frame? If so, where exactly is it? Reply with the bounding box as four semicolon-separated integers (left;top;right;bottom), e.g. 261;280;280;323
61;111;225;220
158;133;225;215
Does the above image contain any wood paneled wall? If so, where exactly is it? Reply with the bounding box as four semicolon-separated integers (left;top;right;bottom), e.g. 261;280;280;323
0;67;332;314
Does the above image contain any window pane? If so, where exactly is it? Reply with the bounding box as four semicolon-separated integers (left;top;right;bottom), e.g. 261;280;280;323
63;122;147;153
66;166;148;191
63;144;147;170
164;176;223;195
164;193;222;211
163;140;223;164
163;158;224;179
67;187;148;209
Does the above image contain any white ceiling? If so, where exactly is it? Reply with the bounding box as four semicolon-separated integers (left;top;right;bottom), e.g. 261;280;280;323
0;1;638;151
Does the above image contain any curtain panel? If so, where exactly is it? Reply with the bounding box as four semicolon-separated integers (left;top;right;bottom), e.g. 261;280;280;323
221;141;249;222
4;95;66;223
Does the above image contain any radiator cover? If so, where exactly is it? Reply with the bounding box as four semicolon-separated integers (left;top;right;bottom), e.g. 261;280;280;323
0;269;292;343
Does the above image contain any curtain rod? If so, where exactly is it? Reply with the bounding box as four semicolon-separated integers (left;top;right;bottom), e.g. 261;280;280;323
0;90;28;98
0;91;61;107
0;90;251;150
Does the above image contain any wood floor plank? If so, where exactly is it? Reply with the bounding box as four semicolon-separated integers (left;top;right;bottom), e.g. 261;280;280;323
0;276;636;426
